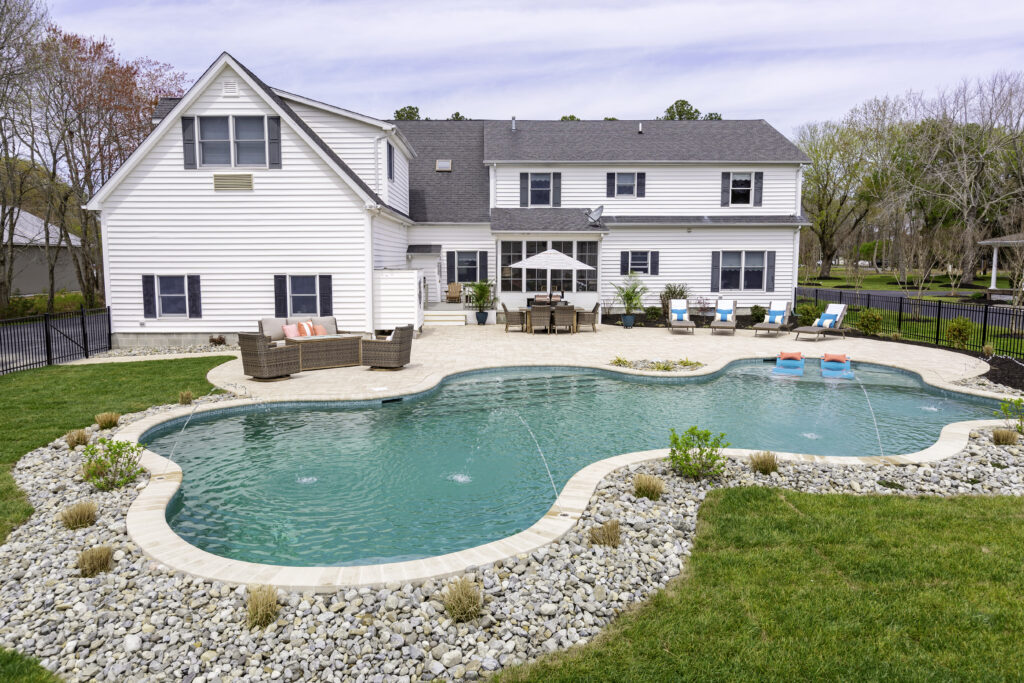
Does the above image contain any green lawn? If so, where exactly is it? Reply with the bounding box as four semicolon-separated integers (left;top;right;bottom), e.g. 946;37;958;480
500;488;1024;682
799;269;1011;292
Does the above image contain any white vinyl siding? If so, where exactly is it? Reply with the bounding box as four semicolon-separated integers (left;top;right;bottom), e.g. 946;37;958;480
103;67;372;334
386;141;410;215
601;226;797;309
406;223;493;289
372;213;408;268
495;165;798;215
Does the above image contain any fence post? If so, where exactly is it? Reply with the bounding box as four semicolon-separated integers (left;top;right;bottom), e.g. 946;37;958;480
866;293;871;311
935;300;942;345
814;289;818;305
43;312;53;366
981;304;989;350
79;306;90;359
106;306;112;351
897;297;903;334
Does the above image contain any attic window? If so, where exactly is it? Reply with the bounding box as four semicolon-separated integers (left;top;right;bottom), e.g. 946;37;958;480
435;159;452;172
222;79;239;97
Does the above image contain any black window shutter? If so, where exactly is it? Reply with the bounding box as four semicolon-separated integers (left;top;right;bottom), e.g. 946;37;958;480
710;252;721;292
319;274;333;315
765;251;776;292
637;172;646;197
753;171;764;207
181;117;196;170
606;173;615;198
142;275;156;318
552;173;561;207
478;251;488;281
446;251;456;283
387;142;394;180
650;251;660;276
267;116;281;169
187;274;202;318
720;172;730;207
620;251;629;275
274;274;287;317
519;173;528;207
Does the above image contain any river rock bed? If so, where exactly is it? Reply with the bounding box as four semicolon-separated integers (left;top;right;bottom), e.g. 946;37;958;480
92;343;239;358
1;403;1023;681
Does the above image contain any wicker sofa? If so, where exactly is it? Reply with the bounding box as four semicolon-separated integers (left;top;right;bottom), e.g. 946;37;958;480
258;316;340;345
361;325;413;369
238;332;300;380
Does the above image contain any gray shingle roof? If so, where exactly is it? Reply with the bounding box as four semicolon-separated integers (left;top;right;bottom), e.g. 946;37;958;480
152;97;181;121
407;244;442;254
602;214;810;226
392;120;491;223
490;208;606;232
483;119;809;163
12;211;81;247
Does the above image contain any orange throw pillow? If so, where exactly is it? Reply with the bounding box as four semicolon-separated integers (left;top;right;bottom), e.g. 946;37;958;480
312;324;327;336
823;353;848;363
297;320;315;337
779;351;802;360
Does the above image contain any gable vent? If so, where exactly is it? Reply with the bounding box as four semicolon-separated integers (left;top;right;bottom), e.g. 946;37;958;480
213;173;253;191
222;79;239;97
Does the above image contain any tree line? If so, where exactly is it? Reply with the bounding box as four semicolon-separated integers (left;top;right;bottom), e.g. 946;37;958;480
392;99;721;121
798;71;1024;297
0;0;184;313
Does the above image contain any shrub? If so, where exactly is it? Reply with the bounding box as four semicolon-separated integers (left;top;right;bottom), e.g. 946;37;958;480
246;584;279;628
857;309;884;336
209;334;226;346
992;428;1018;446
749;305;766;324
749;451;779;475
890;331;903;341
590;519;620;547
633;474;665;500
64;429;89;449
796;302;826;327
983;344;995;357
610;356;630;367
643;306;664;323
60;501;98;529
995;397;1024;434
441;577;482;622
666;426;729;479
82;439;145;491
77;545;113;577
95;412;121;430
659;283;689;317
179;390;194;405
946;316;973;349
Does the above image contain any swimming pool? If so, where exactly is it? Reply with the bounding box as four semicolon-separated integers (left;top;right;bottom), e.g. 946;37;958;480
142;361;996;566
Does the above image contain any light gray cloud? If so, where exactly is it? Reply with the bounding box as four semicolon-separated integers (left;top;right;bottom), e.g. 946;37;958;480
50;0;1024;135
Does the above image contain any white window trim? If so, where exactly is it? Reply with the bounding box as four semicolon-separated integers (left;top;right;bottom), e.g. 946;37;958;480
455;251;480;283
156;274;189;318
499;240;599;293
717;250;766;291
528;172;553;207
729;172;753;206
288;274;320;316
628;250;651;275
232;115;269;169
196;115;269;169
615;172;637;197
198;116;231;168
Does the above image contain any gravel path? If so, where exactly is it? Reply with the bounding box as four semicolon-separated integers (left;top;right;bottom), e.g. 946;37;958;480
2;397;1024;682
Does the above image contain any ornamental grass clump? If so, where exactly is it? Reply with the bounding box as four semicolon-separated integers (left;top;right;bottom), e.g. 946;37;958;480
667;426;729;479
246;584;279;629
633;474;665;501
590;519;621;548
77;545;113;577
95;412;121;430
992;428;1018;446
442;577;482;622
179;390;194;405
82;438;145;491
610;356;630;367
60;501;97;530
749;451;779;475
64;428;89;449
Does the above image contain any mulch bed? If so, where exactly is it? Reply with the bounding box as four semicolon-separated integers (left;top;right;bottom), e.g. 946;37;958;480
981;356;1024;391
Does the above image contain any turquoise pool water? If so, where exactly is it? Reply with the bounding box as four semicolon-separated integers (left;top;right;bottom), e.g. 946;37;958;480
143;362;996;566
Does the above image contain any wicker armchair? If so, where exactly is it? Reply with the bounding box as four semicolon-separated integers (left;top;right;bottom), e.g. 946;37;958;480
239;332;300;380
502;303;525;332
576;303;599;332
361;324;413;369
529;305;551;334
552;306;575;334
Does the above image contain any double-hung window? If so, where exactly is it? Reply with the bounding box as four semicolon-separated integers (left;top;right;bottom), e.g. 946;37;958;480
500;241;523;292
729;172;752;205
629;250;650;275
198;117;231;166
719;251;765;290
289;275;318;315
576;241;598;292
615;172;636;196
234;116;266;165
456;251;478;283
525;241;547;291
157;275;187;316
529;173;551;206
197;116;268;167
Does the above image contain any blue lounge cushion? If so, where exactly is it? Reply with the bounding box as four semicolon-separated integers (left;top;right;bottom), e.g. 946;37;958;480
716;308;733;322
813;313;838;328
767;309;786;324
671;308;688;322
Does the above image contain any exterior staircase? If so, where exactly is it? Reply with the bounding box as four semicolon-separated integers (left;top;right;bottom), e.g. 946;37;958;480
423;309;467;326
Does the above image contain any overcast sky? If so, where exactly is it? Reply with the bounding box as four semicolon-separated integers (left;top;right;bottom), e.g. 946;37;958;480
49;0;1024;137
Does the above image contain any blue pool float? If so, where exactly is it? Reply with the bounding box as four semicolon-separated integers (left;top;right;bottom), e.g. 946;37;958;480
772;353;804;376
821;354;855;380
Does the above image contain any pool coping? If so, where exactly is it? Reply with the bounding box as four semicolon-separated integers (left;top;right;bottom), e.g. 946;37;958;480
115;360;1014;592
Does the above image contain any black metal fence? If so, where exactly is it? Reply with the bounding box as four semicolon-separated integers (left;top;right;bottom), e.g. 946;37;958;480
796;288;1024;357
0;307;111;375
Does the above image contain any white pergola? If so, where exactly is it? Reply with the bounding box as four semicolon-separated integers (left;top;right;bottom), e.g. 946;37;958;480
979;232;1024;289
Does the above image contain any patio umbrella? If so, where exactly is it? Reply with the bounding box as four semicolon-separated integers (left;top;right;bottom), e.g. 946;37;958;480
508;249;595;299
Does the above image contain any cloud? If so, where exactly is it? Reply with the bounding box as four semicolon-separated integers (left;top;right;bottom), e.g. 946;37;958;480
49;0;1024;134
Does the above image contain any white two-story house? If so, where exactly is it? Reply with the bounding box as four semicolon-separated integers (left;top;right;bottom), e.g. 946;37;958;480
87;53;809;346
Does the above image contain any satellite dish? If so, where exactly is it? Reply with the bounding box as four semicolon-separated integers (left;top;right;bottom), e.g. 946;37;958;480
588;205;604;222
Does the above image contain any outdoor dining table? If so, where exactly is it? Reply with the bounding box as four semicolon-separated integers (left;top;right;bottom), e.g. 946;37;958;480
520;307;584;333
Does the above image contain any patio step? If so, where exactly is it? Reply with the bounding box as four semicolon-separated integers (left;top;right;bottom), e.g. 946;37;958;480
423;310;467;326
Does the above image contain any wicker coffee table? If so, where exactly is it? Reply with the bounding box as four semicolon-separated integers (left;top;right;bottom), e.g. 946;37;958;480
284;335;361;370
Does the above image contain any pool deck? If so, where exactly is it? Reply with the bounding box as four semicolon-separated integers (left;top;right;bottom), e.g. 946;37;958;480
117;326;1010;592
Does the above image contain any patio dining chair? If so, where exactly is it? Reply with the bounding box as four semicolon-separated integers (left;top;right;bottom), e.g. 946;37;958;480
552;306;575;334
576;303;599;332
502;303;526;332
530;305;551;334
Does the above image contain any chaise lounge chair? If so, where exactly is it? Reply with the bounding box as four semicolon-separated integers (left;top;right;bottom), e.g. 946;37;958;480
668;299;695;334
753;300;792;337
710;299;736;335
794;303;847;341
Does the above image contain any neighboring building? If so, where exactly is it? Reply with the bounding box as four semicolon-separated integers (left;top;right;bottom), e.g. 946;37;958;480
11;211;81;296
86;53;809;346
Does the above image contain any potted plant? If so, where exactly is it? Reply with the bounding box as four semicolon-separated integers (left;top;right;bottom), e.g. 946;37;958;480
467;280;496;325
612;272;649;329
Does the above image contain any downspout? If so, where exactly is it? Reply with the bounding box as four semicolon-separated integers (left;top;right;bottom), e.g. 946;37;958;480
365;207;377;333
